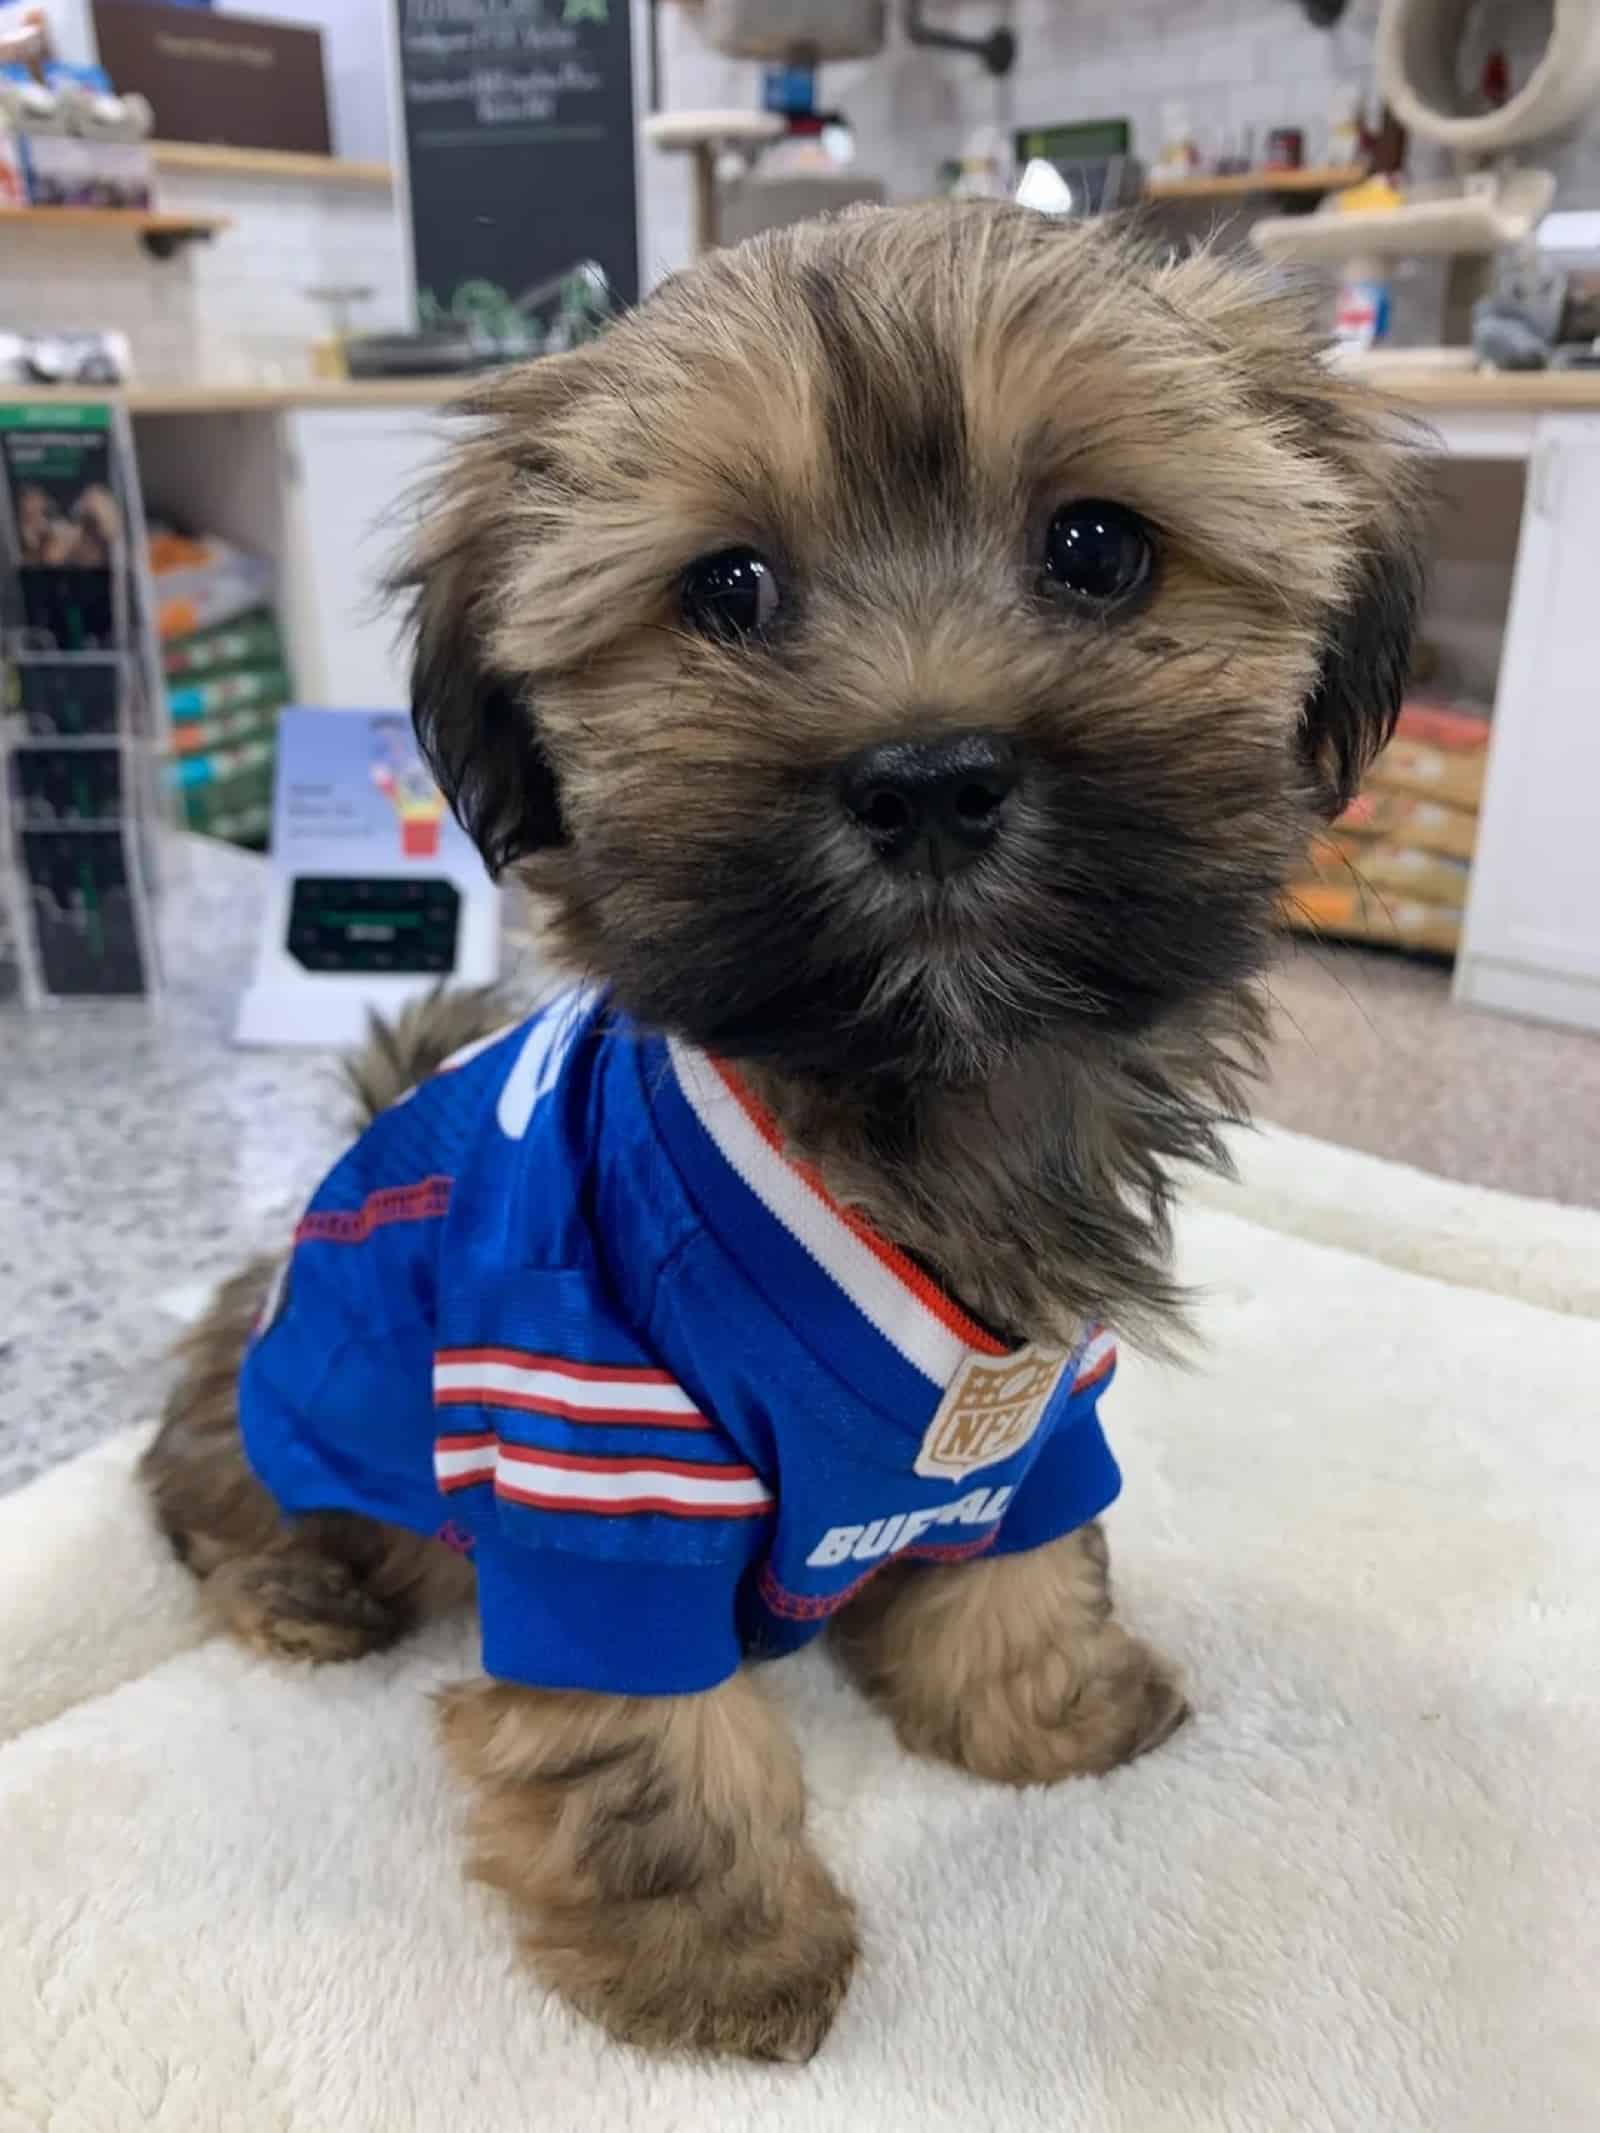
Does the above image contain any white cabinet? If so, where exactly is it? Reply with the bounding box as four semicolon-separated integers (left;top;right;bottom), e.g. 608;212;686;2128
277;408;451;710
1457;414;1600;1034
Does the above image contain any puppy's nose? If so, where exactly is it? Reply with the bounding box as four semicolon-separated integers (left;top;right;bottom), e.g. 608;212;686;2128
839;732;1019;876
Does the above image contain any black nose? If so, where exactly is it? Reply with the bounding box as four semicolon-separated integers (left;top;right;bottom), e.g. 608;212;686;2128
839;732;1019;876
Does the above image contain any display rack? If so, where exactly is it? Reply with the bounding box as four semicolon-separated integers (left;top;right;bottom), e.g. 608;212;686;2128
0;401;167;1003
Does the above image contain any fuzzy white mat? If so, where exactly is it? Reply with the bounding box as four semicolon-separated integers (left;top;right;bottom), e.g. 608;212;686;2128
3;1128;1598;2133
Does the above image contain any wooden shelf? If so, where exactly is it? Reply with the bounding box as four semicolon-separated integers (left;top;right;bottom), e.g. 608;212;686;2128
150;142;393;188
0;377;475;413
1355;366;1600;410
1253;170;1554;267
0;206;230;256
1146;165;1368;202
0;365;1589;420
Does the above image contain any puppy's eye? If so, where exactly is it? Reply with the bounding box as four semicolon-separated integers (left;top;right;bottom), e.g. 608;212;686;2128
680;547;780;641
1043;502;1155;609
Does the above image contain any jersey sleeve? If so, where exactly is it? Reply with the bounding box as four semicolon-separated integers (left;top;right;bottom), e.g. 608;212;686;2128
988;1330;1124;1560
433;1269;772;1696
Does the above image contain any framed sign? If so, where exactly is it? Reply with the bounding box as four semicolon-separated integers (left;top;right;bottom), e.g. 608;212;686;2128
91;2;332;158
394;0;638;336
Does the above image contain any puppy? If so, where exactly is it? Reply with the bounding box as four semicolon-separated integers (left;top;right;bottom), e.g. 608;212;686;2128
143;203;1423;2063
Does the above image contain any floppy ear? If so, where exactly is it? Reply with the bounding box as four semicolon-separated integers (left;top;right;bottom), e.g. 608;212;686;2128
1264;346;1430;819
1153;250;1430;821
402;555;565;878
1300;480;1427;819
388;355;595;877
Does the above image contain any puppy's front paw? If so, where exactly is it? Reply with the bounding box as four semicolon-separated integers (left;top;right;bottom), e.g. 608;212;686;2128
834;1528;1188;1787
537;1850;858;2063
1038;1629;1190;1779
901;1627;1188;1786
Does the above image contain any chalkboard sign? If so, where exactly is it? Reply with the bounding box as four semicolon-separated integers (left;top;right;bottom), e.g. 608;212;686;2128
395;0;638;332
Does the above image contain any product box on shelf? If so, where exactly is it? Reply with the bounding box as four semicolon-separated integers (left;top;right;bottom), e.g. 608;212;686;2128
160;600;291;851
1282;696;1491;961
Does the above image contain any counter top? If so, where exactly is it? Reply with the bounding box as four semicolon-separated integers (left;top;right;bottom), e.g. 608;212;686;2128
0;377;473;415
0;835;548;1496
1355;366;1600;409
0;839;344;1494
3;363;1600;420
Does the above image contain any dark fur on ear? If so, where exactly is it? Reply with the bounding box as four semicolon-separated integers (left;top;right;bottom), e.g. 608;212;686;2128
387;357;593;875
1152;249;1431;821
1266;370;1430;820
408;594;564;876
1301;524;1425;817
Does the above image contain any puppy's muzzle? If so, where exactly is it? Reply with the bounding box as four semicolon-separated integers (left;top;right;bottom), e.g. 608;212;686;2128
839;730;1019;879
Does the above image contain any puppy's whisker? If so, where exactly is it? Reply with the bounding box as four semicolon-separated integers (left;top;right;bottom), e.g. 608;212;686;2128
1258;975;1314;1054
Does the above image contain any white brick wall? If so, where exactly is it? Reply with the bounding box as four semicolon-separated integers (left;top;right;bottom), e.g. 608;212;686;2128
0;170;408;384
642;0;1391;277
6;0;1597;380
649;0;1600;279
643;0;1003;276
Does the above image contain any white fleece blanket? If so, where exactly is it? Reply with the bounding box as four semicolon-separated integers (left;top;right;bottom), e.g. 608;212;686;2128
3;1129;1597;2132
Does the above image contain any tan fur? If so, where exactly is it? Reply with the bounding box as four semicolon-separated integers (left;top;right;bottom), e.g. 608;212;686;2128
141;1260;475;1656
438;1673;857;2060
147;207;1428;2062
742;1001;1266;1355
341;981;514;1129
142;1258;286;1579
832;1523;1187;1782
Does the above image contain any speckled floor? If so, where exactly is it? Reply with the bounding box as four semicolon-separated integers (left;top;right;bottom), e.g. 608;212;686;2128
1260;940;1600;1213
3;839;1596;1496
0;843;350;1498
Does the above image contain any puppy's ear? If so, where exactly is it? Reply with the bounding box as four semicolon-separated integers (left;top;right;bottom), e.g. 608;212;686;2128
1155;251;1429;820
1279;366;1430;820
388;354;594;876
403;560;564;878
1300;466;1427;819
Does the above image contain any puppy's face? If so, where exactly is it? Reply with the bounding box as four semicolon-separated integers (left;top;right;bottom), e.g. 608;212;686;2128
400;206;1423;1084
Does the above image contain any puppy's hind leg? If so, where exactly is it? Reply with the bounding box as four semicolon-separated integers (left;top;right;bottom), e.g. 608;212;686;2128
141;1258;472;1663
439;1671;859;2061
832;1523;1187;1784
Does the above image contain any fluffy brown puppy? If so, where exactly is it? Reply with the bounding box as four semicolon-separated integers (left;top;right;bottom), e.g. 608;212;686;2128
145;203;1424;2063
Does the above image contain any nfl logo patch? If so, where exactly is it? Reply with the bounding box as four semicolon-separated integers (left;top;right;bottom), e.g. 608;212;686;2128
914;1346;1069;1482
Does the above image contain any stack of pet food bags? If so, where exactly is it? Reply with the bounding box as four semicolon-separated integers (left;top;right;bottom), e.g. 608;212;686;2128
1287;697;1490;958
153;530;290;851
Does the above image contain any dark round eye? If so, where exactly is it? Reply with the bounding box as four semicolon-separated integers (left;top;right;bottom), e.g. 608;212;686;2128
680;547;780;641
1043;502;1155;608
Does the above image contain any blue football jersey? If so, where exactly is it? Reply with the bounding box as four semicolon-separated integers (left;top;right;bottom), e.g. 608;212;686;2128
239;989;1122;1695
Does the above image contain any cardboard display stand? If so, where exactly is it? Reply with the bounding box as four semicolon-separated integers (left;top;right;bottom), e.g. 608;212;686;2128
235;705;498;1048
